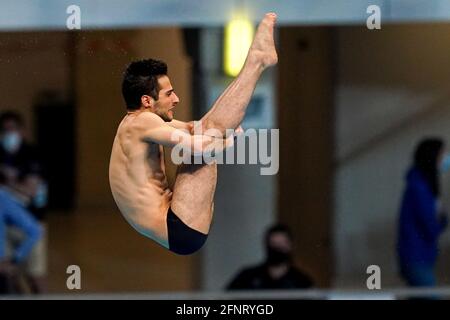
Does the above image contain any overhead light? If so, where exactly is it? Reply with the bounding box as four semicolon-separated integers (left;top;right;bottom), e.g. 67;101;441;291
224;14;254;77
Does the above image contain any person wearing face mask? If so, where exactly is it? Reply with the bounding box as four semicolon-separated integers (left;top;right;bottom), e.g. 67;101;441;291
0;111;48;293
226;224;314;290
0;112;34;172
0;112;46;214
397;138;449;289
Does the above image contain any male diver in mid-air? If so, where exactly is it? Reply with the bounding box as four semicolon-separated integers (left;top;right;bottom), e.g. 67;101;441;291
109;13;278;254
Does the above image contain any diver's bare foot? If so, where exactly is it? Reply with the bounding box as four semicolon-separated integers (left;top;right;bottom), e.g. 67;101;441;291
248;13;278;69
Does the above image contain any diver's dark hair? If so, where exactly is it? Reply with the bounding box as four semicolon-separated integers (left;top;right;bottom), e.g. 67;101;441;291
121;59;168;110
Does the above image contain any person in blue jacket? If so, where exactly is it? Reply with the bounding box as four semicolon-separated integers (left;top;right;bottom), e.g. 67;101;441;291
0;169;42;293
398;138;449;287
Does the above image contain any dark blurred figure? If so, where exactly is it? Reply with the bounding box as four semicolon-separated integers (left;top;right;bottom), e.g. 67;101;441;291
0;169;42;294
0;111;47;219
0;111;41;179
226;224;314;290
398;138;448;288
0;111;48;293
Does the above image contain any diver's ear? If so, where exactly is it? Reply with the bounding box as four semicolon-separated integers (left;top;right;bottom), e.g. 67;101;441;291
141;95;154;109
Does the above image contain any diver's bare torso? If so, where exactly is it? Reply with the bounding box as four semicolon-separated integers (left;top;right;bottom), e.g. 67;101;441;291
109;111;172;248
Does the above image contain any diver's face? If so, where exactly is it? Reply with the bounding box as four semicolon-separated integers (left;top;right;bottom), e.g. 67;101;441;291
153;75;179;122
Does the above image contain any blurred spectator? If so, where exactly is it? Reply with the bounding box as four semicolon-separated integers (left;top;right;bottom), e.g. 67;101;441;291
0;111;48;217
6;170;48;293
226;224;314;290
0;111;42;178
0;111;48;293
0;169;42;294
397;138;448;288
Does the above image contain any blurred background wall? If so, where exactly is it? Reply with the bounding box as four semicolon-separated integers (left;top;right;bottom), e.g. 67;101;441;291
334;24;450;287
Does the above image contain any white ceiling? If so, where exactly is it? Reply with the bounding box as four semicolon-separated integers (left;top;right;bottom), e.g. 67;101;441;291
1;0;450;31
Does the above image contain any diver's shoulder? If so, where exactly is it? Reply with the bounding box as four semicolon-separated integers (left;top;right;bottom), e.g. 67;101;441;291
129;111;164;129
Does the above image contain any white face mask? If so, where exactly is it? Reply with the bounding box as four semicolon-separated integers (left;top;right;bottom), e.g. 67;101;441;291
1;132;22;153
440;153;450;174
33;182;48;208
